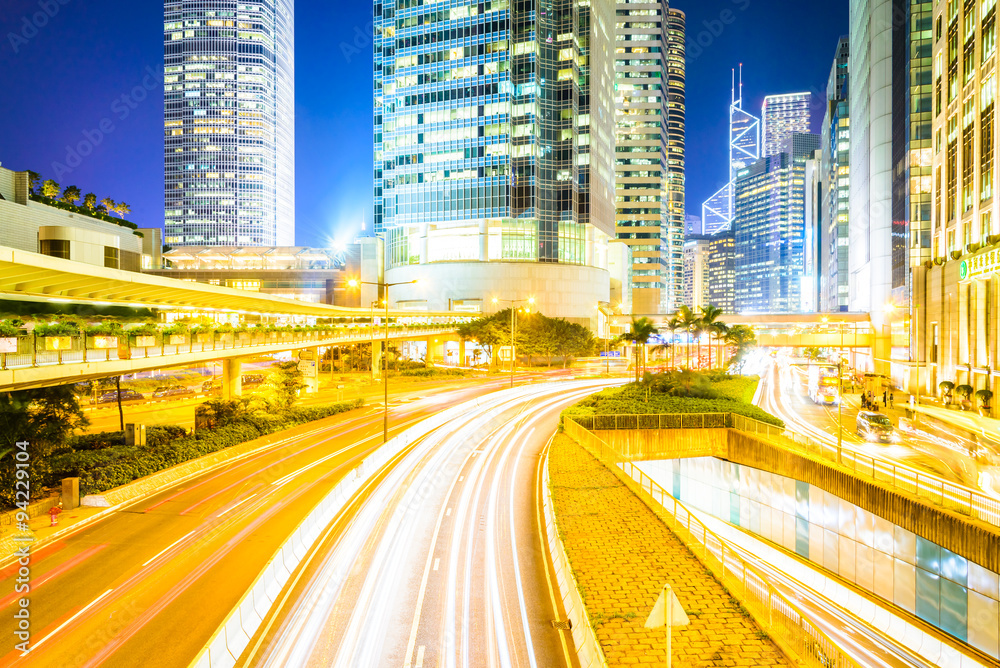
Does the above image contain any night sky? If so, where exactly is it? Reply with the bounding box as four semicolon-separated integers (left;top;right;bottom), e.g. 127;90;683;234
0;0;848;248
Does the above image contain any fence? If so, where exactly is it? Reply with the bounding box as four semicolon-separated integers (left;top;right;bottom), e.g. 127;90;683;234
563;419;861;668
568;413;1000;530
0;327;456;372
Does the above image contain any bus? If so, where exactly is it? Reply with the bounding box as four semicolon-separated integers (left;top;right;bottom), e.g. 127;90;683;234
808;364;840;406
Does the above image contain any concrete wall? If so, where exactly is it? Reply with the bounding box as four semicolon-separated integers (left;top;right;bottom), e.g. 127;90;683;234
0;198;142;257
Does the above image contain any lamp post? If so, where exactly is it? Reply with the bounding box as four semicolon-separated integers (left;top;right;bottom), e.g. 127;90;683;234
348;278;418;443
492;296;535;388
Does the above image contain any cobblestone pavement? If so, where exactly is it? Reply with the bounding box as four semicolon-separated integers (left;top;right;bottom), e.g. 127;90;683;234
549;434;790;667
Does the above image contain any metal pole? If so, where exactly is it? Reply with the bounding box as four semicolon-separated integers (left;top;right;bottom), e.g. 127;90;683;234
510;304;515;389
605;315;610;375
370;301;376;385
384;288;390;444
666;584;673;668
838;323;844;465
915;304;921;406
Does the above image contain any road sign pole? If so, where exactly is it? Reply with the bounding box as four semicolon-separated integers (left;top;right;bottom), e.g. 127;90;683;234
666;584;672;668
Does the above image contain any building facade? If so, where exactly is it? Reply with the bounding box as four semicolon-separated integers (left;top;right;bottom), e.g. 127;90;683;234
706;232;735;313
917;0;1000;415
664;7;686;313
762;92;813;158
373;0;616;324
804;149;823;313
682;236;710;309
733;134;820;313
822;37;851;312
163;0;295;247
702;68;761;235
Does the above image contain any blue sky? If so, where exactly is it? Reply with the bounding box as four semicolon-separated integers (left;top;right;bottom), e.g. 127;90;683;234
0;0;848;247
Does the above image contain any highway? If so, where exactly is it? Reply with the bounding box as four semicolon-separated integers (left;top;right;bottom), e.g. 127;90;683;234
248;379;614;668
0;378;524;667
755;358;1000;494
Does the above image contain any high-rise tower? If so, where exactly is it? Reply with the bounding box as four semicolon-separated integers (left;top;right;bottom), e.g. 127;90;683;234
163;0;295;247
762;92;813;158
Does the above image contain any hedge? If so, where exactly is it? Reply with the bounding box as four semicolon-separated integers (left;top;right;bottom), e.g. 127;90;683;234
48;398;364;498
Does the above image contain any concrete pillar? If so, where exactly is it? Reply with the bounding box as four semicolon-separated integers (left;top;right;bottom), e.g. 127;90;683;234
62;477;80;510
372;341;383;380
426;337;444;367
479;220;488;261
222;357;242;400
458;339;466;366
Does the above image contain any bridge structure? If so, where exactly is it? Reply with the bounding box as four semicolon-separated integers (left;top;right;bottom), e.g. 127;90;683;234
0;247;467;393
629;312;875;348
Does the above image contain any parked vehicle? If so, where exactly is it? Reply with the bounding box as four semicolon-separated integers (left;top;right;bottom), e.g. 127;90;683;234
152;386;196;399
202;378;220;394
97;389;144;404
242;373;265;387
808;364;840;406
856;411;899;443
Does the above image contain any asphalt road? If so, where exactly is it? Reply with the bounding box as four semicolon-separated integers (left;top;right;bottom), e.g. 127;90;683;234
0;379;521;667
249;380;615;668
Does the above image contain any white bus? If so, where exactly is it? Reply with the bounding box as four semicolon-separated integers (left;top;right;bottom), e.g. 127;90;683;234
808;364;840;406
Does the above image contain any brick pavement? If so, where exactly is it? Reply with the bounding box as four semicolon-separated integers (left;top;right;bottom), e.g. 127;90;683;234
549;433;790;668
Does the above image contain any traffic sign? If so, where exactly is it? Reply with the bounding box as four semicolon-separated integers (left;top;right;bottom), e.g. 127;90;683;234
600;351;621;358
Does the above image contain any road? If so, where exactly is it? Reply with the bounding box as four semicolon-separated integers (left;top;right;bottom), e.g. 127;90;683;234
0;379;522;667
249;380;614;668
756;359;1000;493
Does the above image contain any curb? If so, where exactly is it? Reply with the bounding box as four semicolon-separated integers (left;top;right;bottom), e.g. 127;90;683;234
541;454;608;668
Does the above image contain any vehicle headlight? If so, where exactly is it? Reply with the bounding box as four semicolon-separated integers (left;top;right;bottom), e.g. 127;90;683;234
867;433;878;442
891;432;901;443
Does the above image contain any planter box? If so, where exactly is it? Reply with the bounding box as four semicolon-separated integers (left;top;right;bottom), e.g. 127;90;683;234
87;335;118;349
216;333;234;342
0;337;17;354
168;334;187;345
43;336;73;351
134;335;156;348
237;333;251;342
195;333;211;343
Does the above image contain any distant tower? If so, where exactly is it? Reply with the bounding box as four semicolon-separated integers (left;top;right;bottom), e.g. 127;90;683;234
702;66;760;235
762;92;813;157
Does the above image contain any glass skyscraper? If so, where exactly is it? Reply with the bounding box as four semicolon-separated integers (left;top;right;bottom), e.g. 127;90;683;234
374;0;616;321
163;0;295;247
613;1;685;315
821;37;850;312
762;92;813;158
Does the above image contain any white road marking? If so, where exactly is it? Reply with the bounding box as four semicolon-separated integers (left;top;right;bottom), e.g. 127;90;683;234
142;529;197;567
24;588;114;654
215;493;258;518
433;558;440;571
415;646;425;668
445;508;452;516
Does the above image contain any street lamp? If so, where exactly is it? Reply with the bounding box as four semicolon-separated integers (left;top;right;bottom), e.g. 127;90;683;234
369;299;385;385
492;296;535;388
348;278;419;443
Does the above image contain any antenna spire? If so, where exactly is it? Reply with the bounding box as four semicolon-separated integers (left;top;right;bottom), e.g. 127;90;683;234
731;68;736;106
739;63;744;106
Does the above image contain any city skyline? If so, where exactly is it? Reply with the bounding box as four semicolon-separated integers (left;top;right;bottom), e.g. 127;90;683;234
0;0;849;248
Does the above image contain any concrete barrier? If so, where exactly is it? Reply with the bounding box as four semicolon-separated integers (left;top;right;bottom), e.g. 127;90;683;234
541;456;607;668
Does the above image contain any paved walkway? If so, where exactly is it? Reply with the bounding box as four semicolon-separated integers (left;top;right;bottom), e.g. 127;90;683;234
549;434;790;667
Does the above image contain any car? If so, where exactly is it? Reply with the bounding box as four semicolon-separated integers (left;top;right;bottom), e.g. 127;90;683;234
202;378;220;393
242;373;265;387
97;389;144;404
152;386;196;399
856;411;899;443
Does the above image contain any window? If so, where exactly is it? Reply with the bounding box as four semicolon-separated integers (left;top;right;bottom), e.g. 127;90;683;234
39;239;69;259
104;246;120;269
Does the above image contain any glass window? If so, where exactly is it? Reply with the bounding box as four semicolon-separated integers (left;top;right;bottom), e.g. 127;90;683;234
40;239;70;260
104;246;120;269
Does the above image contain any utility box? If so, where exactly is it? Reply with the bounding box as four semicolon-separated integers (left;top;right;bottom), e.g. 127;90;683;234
125;423;146;447
62;477;80;509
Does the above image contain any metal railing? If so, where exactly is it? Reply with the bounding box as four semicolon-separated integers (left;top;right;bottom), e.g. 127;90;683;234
567;412;1000;531
563;419;860;668
0;327;456;372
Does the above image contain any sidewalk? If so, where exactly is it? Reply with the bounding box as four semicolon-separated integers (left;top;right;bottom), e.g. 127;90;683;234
548;433;789;667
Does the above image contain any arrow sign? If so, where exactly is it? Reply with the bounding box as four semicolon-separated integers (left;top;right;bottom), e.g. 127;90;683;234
644;585;689;629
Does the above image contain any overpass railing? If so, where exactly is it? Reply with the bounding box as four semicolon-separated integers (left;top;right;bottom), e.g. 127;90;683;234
0;326;457;372
567;413;1000;530
564;419;861;668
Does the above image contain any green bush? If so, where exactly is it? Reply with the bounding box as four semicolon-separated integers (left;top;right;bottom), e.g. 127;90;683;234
34;322;79;337
0;320;23;337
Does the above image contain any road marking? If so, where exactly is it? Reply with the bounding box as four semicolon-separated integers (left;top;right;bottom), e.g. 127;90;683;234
415;646;425;668
142;530;196;567
445;507;451;516
433;558;440;571
536;434;574;668
215;493;258;518
0;544;108;609
23;588;113;655
458;476;464;482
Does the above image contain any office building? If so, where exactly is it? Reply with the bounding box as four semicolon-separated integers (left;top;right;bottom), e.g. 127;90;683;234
762;92;813;158
682;236;710;309
849;0;931;379
733;134;820;313
373;0;616;325
702;67;761;235
821;37;850;312
612;2;684;315
706;232;735;313
163;0;295;247
685;214;702;237
918;0;1000;419
803;149;823;313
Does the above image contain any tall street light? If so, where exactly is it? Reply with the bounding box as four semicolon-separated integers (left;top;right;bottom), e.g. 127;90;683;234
824;315;847;466
348;278;419;443
492;296;534;388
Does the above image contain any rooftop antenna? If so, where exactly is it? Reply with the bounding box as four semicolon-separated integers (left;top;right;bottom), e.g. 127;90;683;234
731;68;736;107
739;63;744;107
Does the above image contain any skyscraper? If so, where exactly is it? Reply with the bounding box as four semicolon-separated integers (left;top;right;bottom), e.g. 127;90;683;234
163;0;295;247
733;134;820;313
373;0;616;322
706;233;735;313
612;2;684;315
762;92;813;158
821;37;850;312
702;67;761;235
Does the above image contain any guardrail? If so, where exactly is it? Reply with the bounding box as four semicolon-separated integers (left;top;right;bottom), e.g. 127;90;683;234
0;327;456;372
568;413;1000;530
563;420;861;668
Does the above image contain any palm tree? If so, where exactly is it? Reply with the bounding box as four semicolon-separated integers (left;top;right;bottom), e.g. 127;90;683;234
676;305;699;369
724;325;757;371
619;317;658;382
709;321;729;370
115;201;132;219
61;185;81;206
698;305;724;369
101;197;117;216
665;316;681;369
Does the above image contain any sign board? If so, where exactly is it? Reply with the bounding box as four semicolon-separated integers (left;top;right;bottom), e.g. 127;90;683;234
644;585;689;629
43;336;72;351
134;335;156;348
0;338;17;354
298;350;316;361
374;317;382;325
600;351;622;358
297;360;317;377
497;346;514;362
961;248;1000;280
89;336;117;349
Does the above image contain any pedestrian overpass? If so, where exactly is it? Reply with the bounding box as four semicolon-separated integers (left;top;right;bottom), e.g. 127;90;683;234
633;312;874;348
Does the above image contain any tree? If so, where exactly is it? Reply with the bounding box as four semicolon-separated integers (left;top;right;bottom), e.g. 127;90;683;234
802;346;824;362
724;325;757;371
699;305;724;369
41;179;61;199
82;192;97;210
115;201;132;219
26;171;41;195
665;316;681;370
939;381;955;404
101;197;117;216
61;185;81;206
709;321;729;370
676;305;699;369
618;317;658;382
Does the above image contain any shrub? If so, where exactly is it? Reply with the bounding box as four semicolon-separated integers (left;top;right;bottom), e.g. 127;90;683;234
34;322;79;337
956;384;974;399
86;322;125;337
0;320;23;337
